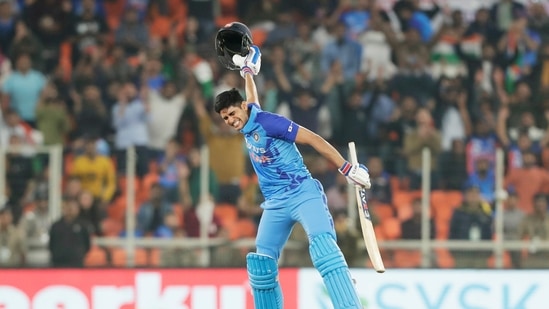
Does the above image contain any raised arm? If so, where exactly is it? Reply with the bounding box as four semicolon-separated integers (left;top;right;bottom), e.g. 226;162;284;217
244;72;259;106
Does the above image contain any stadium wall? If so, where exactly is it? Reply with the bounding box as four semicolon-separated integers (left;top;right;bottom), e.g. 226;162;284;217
1;268;548;309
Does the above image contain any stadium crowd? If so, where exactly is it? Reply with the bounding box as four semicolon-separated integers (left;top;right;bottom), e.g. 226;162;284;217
1;0;549;269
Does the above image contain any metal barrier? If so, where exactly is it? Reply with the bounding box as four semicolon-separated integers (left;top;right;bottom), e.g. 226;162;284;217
3;145;548;269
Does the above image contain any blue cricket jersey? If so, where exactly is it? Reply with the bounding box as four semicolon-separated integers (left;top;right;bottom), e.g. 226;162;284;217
240;103;312;206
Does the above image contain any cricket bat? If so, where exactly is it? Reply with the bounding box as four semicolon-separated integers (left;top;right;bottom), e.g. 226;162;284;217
348;142;385;273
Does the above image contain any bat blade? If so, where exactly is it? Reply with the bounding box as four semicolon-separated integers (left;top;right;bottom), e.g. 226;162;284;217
348;142;386;273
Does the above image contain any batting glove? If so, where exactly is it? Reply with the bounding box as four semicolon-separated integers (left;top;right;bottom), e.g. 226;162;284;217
232;45;261;78
339;161;371;189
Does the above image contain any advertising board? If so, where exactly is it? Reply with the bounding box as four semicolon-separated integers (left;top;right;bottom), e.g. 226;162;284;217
298;269;549;309
0;269;297;309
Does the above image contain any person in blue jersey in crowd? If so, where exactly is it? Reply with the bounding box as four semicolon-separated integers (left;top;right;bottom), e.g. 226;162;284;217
214;22;371;309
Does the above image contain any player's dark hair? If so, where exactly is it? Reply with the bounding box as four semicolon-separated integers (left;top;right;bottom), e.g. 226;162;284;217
214;88;244;113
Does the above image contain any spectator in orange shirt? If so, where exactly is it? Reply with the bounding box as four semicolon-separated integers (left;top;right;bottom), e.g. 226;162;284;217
505;151;549;214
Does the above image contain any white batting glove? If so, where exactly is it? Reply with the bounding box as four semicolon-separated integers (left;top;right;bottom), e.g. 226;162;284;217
338;161;371;189
232;45;261;78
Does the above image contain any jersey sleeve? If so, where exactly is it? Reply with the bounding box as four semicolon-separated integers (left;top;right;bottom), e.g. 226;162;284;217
256;112;299;142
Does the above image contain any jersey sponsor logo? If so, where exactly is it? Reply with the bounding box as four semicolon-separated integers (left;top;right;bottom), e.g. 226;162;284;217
287;123;293;133
245;139;266;153
253;132;260;142
250;152;271;164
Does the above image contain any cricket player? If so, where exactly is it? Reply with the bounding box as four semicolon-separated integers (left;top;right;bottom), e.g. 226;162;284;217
214;23;371;309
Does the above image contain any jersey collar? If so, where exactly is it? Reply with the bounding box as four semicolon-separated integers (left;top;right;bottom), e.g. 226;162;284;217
240;103;259;134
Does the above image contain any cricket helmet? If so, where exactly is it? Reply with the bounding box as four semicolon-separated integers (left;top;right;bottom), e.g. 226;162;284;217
215;22;253;70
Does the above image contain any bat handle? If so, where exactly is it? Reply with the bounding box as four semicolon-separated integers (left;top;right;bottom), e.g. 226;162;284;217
348;142;359;165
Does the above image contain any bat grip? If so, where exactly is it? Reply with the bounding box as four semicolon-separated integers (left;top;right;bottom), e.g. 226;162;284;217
348;142;359;165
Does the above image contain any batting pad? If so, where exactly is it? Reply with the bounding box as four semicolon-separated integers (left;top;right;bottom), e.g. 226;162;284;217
246;253;284;309
310;233;362;309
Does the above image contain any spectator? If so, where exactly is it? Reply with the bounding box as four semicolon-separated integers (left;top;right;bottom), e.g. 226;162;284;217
182;47;214;100
490;0;526;32
77;190;103;236
140;55;165;91
333;209;359;267
390;0;434;43
194;90;244;205
48;198;91;267
325;173;349;213
358;10;397;80
2;52;46;127
505;151;549;214
430;9;467;79
35;82;71;146
0;207;26;267
112;81;150;178
68;0;109;66
402;108;442;190
334;0;372;41
518;193;549;268
359;76;397;153
146;80;189;156
320;21;362;82
0;0;17;56
286;22;321;85
185;147;219;206
17;191;51;266
528;2;549;43
22;0;71;73
464;8;500;45
136;183;173;236
18;192;51;243
367;156;392;205
498;108;544;147
401;197;435;240
275;86;332;153
465;117;498;176
506;132;541;171
100;45;136;85
71;85;110;140
8;21;43;72
502;190;524;268
5;134;40;223
334;88;370;154
381;95;418;177
387;28;436;108
214;71;242;99
63;176;83;200
70;136;116;205
156;138;186;203
114;6;148;57
433;82;472;151
496;17;540;91
449;185;493;268
466;157;496;204
438;139;468;191
154;212;184;238
0;108;43;149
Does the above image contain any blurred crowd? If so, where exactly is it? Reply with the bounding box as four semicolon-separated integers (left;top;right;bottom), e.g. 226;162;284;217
1;0;549;269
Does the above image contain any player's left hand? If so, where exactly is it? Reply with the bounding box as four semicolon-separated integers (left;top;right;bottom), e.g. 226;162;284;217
339;161;371;189
232;45;261;78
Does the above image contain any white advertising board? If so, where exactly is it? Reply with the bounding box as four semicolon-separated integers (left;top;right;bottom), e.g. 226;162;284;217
298;269;549;309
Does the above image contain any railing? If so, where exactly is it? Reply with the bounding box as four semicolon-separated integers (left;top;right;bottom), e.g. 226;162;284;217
3;145;548;268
